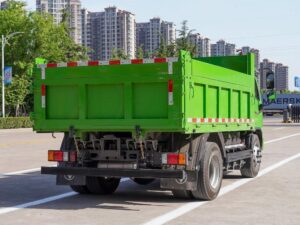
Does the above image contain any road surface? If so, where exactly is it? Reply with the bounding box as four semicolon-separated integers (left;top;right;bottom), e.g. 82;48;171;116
0;118;299;225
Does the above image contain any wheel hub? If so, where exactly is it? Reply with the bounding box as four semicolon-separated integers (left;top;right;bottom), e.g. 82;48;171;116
209;155;221;189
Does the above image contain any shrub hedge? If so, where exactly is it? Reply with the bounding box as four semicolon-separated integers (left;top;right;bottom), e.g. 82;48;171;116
0;117;32;129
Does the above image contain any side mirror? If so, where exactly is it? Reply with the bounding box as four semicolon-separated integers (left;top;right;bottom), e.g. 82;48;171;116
266;90;276;101
266;71;275;90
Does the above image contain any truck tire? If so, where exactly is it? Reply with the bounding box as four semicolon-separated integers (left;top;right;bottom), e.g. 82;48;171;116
132;178;155;185
240;134;261;178
192;142;223;200
86;177;120;195
70;185;90;194
172;190;193;199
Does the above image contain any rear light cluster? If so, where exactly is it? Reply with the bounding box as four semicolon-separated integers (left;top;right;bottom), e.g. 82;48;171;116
162;153;186;165
48;150;77;162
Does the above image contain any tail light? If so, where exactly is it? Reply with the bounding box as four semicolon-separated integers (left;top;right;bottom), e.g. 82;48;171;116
48;150;77;162
162;153;186;165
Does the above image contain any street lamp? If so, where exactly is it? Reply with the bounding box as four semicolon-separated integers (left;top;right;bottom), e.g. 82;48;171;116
1;32;24;118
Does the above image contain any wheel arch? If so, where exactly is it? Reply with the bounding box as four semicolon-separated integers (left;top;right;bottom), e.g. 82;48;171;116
254;128;263;149
207;132;226;159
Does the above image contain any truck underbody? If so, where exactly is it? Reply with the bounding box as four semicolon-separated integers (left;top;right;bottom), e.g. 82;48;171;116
41;130;262;200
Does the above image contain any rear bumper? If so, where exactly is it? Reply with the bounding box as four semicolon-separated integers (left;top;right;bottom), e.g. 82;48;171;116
41;166;184;179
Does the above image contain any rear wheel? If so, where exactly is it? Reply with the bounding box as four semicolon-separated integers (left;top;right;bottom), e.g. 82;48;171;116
86;177;120;195
240;134;261;178
70;185;90;194
132;178;155;185
192;142;223;200
172;190;193;199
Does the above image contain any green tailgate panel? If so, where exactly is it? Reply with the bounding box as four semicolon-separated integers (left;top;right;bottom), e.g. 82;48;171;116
46;85;79;119
133;82;168;119
87;84;124;119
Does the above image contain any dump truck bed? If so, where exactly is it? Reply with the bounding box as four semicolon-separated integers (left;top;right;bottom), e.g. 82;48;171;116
32;51;262;134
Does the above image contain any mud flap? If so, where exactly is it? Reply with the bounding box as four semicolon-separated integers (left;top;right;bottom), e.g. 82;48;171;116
160;171;197;191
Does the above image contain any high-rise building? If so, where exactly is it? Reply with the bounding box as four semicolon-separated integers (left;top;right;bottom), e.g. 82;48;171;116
81;8;91;50
225;43;236;56
260;59;276;90
188;33;210;57
275;64;289;91
136;18;176;55
83;7;136;60
260;59;289;91
36;0;82;44
211;40;236;56
0;0;8;10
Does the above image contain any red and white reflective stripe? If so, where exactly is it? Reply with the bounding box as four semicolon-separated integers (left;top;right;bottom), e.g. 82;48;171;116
187;118;255;123
37;57;178;69
168;80;174;106
41;84;46;108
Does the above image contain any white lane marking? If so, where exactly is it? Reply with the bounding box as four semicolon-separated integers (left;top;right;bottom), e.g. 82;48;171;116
1;133;300;217
265;133;300;144
143;152;300;225
1;168;41;176
0;192;77;215
142;134;300;225
0;178;130;215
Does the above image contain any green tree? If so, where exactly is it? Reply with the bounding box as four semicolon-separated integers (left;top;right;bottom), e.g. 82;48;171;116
137;46;144;59
167;42;177;57
155;36;167;58
0;0;88;116
176;20;196;56
110;48;129;60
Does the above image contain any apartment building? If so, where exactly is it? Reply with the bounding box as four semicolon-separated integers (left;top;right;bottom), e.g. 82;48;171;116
275;64;289;91
188;33;211;57
136;17;176;55
82;7;136;60
0;0;8;9
211;40;236;56
260;59;289;91
36;0;82;44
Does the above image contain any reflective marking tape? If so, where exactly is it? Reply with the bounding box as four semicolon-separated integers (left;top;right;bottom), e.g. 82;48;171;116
41;84;46;108
77;61;88;66
154;58;167;63
41;65;46;80
39;57;178;68
67;62;78;67
57;63;67;67
168;92;174;105
187;118;255;123
109;60;121;65
168;80;174;106
88;61;99;66
131;59;143;64
120;59;131;65
168;62;173;74
101;61;109;65
143;58;155;64
47;63;57;68
41;96;45;108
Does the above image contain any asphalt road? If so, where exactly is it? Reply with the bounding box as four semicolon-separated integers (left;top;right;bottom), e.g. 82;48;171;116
0;118;299;225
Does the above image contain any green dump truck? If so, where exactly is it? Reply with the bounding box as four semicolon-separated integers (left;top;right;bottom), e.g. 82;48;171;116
33;51;263;200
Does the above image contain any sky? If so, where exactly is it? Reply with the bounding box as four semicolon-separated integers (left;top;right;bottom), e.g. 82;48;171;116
26;0;300;90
